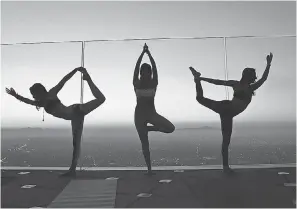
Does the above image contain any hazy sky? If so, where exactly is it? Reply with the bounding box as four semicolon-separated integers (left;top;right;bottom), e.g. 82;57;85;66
1;1;296;128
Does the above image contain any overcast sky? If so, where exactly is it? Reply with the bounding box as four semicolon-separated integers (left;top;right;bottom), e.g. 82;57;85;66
1;1;296;128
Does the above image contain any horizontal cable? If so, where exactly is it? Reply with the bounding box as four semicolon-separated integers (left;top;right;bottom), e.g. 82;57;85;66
1;34;295;46
223;34;296;39
1;40;83;46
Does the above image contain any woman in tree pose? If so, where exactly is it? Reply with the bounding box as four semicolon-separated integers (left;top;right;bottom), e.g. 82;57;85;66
133;44;175;175
189;53;273;173
6;67;106;176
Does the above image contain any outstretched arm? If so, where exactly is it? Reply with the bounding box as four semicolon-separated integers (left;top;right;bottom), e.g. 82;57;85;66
200;77;238;87
251;53;273;91
147;49;158;86
6;87;37;106
49;67;79;95
133;50;145;87
189;67;236;87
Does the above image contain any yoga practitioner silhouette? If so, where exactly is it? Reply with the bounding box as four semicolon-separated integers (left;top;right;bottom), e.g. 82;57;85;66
133;43;175;175
6;67;106;177
190;53;273;173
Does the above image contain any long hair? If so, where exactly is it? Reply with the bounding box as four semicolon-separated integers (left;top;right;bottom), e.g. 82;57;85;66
29;83;47;110
241;68;256;96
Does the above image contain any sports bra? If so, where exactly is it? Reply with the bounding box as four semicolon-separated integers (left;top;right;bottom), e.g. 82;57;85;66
134;87;156;111
135;88;156;98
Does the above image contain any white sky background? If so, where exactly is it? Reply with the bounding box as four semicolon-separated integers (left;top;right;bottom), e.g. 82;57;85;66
1;1;296;128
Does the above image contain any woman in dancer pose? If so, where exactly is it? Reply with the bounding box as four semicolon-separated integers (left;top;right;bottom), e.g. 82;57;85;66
189;53;273;173
133;44;175;175
6;67;106;176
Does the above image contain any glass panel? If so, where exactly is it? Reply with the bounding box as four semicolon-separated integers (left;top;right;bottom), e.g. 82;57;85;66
1;37;295;168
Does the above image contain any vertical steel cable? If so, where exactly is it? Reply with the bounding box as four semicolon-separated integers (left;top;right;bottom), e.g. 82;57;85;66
223;37;229;100
80;41;85;103
79;41;85;171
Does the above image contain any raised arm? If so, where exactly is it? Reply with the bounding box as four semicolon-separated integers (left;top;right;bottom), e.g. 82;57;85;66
133;50;145;87
48;67;79;95
251;53;273;91
146;49;158;86
200;77;237;87
6;87;37;106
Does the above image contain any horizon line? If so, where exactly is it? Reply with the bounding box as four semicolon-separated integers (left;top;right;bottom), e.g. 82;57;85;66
1;163;296;171
1;120;296;129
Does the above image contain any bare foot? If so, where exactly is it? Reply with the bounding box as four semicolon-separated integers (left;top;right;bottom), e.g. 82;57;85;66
82;72;91;81
144;171;156;176
223;166;235;174
189;67;201;78
60;170;76;178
